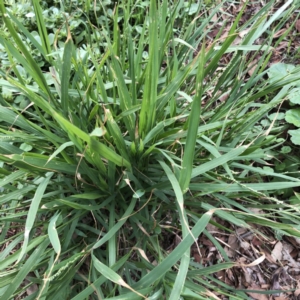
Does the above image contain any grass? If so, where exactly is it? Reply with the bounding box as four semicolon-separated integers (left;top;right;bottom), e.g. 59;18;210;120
0;0;300;299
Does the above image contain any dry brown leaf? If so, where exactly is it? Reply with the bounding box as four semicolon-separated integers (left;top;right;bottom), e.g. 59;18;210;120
275;41;289;52
242;253;265;267
207;25;222;39
228;233;239;250
218;92;230;102
224;246;235;258
26;283;38;296
240;240;250;251
236;227;248;236
205;290;222;300
233;36;242;45
256;268;267;285
273;28;287;38
200;236;214;247
282;246;299;268
219;27;231;42
282;241;293;253
252;236;264;247
133;247;151;263
206;220;218;232
241;266;253;286
264;250;277;264
192;252;201;263
261;284;269;289
271;242;283;262
215;269;226;282
211;13;218;22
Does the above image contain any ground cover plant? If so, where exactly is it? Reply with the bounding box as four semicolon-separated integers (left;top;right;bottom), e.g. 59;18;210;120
267;62;300;147
1;0;300;299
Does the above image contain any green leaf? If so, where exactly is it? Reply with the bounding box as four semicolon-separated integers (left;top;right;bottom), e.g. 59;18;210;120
1;238;49;300
71;252;134;300
159;160;191;299
288;129;300;145
191;146;247;178
289;88;300;104
32;0;51;57
179;42;205;193
190;181;300;193
0;170;27;187
92;254;145;298
48;213;61;254
138;0;159;138
46;141;74;164
285;109;300;127
267;63;296;84
17;173;53;263
268;112;285;120
105;108;130;162
61;32;73;116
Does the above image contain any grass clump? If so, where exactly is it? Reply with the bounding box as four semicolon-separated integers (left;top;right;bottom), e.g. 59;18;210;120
0;0;300;299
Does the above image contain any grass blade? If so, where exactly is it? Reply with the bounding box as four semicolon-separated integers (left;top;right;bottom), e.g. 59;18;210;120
92;254;146;298
160;160;191;299
179;43;206;193
138;0;159;138
60;27;73;116
17;173;53;263
1;238;49;300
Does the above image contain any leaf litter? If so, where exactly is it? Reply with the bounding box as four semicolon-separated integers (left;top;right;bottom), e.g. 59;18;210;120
189;215;300;300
